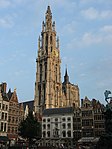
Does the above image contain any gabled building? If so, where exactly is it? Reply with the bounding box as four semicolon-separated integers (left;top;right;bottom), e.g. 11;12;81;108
77;97;105;145
92;99;105;137
0;83;9;138
81;97;94;138
7;88;23;142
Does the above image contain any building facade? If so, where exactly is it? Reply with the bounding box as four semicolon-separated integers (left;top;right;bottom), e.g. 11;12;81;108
7;88;21;141
73;107;81;141
0;83;9;137
81;97;94;138
77;97;105;144
41;107;74;147
39;98;105;147
34;6;80;117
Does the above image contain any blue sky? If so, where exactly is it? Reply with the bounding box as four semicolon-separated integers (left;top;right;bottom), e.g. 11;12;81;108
0;0;112;104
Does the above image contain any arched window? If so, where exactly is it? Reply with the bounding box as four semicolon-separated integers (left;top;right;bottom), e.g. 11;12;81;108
55;64;57;82
47;131;50;137
43;124;46;129
43;131;46;137
39;85;41;105
43;83;46;102
40;64;42;82
62;131;66;137
46;34;48;45
45;62;47;80
67;123;71;129
62;123;66;129
50;36;52;44
51;46;52;52
47;124;50;129
67;131;71;137
62;117;65;122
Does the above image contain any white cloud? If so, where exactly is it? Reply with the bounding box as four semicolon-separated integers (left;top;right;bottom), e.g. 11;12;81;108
81;7;98;19
60;21;77;36
0;16;14;28
100;25;112;33
100;10;112;19
0;0;30;8
80;0;94;4
51;0;76;9
0;0;11;8
81;7;112;20
66;25;112;49
82;32;102;45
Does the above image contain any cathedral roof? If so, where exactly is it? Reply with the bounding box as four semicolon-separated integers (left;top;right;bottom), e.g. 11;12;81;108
22;100;34;111
43;107;74;116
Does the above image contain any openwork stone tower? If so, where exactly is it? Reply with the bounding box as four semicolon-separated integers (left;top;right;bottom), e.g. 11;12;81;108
34;6;80;116
34;6;62;115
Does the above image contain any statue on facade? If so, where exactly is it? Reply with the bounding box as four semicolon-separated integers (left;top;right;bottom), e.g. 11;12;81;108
104;90;112;134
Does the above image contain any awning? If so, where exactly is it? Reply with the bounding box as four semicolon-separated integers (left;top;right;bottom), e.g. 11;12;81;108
78;137;99;143
78;137;94;143
0;136;9;142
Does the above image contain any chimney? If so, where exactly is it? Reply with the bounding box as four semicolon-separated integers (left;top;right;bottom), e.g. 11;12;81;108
2;82;7;93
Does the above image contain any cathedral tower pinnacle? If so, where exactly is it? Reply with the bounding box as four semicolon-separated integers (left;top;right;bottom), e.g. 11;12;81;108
64;67;69;84
34;6;62;116
34;6;80;118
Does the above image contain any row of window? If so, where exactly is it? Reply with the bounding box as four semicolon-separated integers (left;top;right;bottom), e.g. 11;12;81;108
73;118;81;122
0;112;8;121
43;123;71;130
0;122;7;132
42;130;72;138
94;123;104;129
82;110;93;117
8;116;20;124
82;119;93;126
94;115;104;120
8;126;18;134
74;109;104;116
43;117;71;122
0;103;8;111
94;109;103;113
10;102;19;107
94;130;105;137
9;109;20;115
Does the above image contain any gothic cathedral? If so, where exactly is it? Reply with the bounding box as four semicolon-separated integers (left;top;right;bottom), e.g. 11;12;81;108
34;6;80;116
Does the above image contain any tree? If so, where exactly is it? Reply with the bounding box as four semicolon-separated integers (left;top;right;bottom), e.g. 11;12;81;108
18;111;41;145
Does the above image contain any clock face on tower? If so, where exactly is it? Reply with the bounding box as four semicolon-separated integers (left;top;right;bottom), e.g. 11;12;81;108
52;49;58;57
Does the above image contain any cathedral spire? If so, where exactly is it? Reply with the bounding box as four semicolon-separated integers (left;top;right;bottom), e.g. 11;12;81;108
65;67;68;77
46;6;52;15
45;6;52;31
64;67;69;84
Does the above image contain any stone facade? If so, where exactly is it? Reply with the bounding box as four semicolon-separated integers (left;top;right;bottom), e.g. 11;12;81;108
62;69;80;107
34;6;80;116
73;107;81;141
74;97;105;140
0;82;24;142
40;98;105;147
0;83;9;137
41;107;74;147
7;88;21;141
